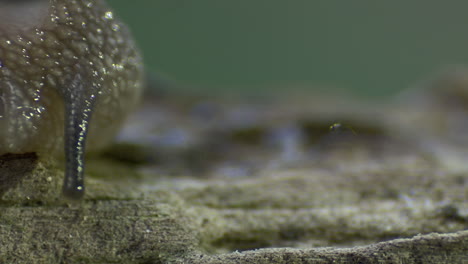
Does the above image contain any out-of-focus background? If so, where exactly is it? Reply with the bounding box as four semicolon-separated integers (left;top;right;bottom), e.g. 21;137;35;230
109;1;468;98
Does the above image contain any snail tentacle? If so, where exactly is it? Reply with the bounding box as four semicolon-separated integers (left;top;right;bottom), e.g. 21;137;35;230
62;71;97;199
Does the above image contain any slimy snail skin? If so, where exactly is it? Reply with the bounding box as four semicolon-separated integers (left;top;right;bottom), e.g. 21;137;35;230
0;0;144;199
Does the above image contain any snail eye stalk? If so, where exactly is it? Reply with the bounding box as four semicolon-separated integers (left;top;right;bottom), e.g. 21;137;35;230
61;72;96;200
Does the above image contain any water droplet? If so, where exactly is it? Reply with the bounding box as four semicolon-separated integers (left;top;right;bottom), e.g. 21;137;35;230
111;24;120;32
104;11;114;20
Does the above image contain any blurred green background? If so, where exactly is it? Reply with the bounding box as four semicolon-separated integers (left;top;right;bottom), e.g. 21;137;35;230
109;1;468;98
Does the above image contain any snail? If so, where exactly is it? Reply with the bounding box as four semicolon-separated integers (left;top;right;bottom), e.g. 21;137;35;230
0;0;144;199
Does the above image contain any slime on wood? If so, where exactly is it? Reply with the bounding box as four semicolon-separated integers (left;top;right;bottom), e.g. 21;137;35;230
0;0;144;199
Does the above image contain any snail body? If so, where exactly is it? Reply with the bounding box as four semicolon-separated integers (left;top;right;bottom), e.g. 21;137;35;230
0;0;144;199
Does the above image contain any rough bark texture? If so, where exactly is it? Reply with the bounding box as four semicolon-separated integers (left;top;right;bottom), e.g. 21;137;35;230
1;81;468;263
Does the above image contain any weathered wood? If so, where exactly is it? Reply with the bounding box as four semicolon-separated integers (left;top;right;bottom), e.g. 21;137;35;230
1;89;467;263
